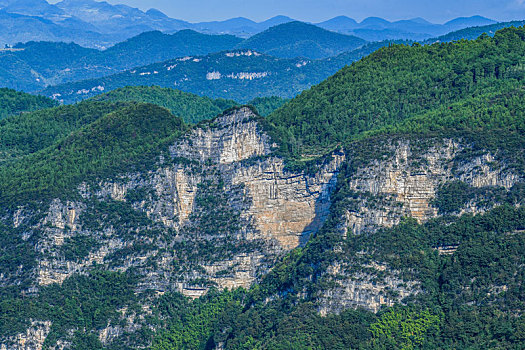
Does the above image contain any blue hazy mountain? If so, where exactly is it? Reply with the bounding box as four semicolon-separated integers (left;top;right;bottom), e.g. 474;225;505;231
0;30;242;91
0;0;503;47
316;15;497;41
235;21;367;59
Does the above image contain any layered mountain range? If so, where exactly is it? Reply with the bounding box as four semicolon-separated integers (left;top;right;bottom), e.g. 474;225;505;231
0;25;524;349
2;18;522;104
0;0;499;47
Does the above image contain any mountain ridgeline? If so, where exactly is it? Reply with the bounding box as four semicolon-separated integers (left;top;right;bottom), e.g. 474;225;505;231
235;21;366;59
0;22;524;350
2;19;525;101
0;30;243;91
0;0;502;47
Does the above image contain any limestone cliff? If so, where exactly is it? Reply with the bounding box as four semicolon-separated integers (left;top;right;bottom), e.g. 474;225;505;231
316;138;522;313
20;107;343;298
3;109;523;347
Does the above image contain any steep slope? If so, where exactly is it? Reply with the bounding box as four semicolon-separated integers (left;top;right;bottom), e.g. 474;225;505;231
266;26;525;160
1;26;525;349
0;105;343;348
237;21;366;59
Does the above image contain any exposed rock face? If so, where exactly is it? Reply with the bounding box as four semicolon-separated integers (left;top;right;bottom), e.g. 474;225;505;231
6;108;523;346
319;262;419;314
317;138;522;313
342;140;519;236
28;107;344;298
0;321;53;350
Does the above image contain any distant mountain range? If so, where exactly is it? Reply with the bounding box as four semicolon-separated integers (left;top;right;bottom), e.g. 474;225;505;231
0;30;242;91
40;43;406;103
0;0;501;47
316;15;497;41
5;18;524;101
39;50;336;103
0;24;371;92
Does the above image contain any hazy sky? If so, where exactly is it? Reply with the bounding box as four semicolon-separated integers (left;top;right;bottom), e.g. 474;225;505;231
50;0;525;23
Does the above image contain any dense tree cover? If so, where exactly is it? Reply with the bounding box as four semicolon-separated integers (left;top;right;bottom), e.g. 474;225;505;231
0;103;187;206
365;86;525;137
265;26;525;161
0;31;243;92
90;86;288;122
1;26;525;350
0;270;144;348
0;100;128;162
0;88;56;119
236;21;366;59
40;41;397;104
247;96;288;116
90;86;238;123
427;20;525;43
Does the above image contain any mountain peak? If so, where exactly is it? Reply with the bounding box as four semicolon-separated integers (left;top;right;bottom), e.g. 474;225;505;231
445;15;496;27
359;17;391;27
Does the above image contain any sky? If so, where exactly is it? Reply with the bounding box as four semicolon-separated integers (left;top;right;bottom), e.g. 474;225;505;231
57;0;525;23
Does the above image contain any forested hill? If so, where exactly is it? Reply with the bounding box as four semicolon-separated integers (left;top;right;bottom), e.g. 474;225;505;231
0;25;525;350
39;42;405;104
265;26;525;161
0;88;56;119
235;21;367;59
39;50;331;103
90;86;288;122
426;20;525;43
0;30;243;91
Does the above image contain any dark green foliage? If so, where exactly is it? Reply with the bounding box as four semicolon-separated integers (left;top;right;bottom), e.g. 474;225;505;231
0;88;56;119
90;86;288;122
0;103;187;206
432;181;507;214
2;24;525;350
186;180;243;237
247;96;288;116
0;100;128;162
152;289;243;350
0;220;38;291
90;86;238;123
236;21;366;59
266;26;525;160
61;236;100;262
0;271;140;346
